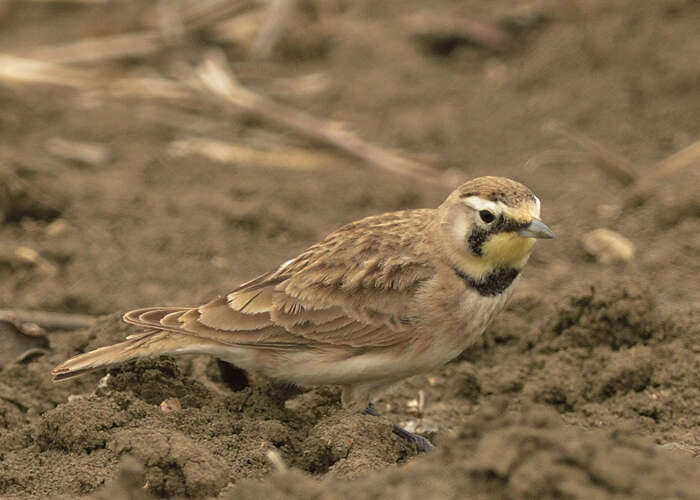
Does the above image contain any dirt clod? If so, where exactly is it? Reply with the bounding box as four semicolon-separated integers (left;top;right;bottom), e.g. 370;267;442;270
546;280;657;350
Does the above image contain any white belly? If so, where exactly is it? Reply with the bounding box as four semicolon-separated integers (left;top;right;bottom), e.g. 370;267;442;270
177;282;515;388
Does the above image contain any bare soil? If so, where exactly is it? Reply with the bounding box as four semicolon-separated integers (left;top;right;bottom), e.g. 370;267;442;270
1;1;699;498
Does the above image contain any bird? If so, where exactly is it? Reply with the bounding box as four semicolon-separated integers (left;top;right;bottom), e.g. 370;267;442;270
52;176;553;451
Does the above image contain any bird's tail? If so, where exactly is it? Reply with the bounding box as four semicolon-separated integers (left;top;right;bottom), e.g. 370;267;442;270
51;330;192;381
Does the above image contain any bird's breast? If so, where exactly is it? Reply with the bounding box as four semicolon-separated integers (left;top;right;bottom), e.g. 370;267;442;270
407;270;519;368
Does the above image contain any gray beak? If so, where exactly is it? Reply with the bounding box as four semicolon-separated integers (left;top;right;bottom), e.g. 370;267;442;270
518;218;555;239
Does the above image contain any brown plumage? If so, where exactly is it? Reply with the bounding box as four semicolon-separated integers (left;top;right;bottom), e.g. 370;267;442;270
52;176;553;412
457;176;537;206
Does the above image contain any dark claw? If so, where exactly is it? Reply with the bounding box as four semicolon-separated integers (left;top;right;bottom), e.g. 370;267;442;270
362;403;435;452
392;425;435;453
362;402;381;417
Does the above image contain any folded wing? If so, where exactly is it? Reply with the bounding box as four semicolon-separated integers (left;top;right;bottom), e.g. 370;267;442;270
123;210;436;349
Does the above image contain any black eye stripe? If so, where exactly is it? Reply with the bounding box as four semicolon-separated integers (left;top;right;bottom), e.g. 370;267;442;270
506;220;530;232
467;228;488;256
491;215;530;233
467;216;531;255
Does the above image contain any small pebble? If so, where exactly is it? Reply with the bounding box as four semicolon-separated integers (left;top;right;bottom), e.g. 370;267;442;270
45;219;69;237
582;228;636;264
160;397;182;414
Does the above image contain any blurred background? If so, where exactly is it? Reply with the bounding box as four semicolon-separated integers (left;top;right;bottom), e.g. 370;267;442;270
0;1;699;498
0;0;698;313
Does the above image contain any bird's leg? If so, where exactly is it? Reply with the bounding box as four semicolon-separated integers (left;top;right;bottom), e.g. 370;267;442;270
391;425;434;453
362;402;435;452
362;402;381;417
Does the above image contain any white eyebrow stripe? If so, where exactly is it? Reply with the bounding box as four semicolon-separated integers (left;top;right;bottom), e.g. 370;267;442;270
533;195;541;216
461;196;502;212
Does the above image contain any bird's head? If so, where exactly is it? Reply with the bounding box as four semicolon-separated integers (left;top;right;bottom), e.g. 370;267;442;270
438;176;554;282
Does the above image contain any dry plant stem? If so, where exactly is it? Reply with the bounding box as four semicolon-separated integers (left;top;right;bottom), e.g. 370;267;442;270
18;1;251;65
266;449;288;473
546;121;638;185
0;53;446;185
197;55;447;185
0;309;96;330
170;137;350;171
654;139;700;175
0;54;189;100
19;32;164;65
15;348;51;363
0;54;100;88
250;0;296;59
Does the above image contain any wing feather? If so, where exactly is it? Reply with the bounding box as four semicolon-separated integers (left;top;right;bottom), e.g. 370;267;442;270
123;209;436;349
197;297;270;331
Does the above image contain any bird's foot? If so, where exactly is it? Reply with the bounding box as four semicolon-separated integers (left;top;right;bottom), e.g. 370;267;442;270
391;425;435;453
362;402;381;417
362;403;434;452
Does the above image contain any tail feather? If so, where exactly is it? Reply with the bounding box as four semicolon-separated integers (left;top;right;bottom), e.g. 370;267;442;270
51;330;194;381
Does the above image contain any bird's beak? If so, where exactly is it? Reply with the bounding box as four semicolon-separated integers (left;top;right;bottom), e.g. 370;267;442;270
518;218;555;239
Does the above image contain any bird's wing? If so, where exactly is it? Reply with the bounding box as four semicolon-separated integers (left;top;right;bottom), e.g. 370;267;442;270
124;210;436;349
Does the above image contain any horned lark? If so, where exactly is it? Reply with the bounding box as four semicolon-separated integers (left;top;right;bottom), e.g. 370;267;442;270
53;176;553;450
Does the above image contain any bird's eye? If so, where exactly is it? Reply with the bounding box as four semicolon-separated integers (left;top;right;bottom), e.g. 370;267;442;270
479;210;495;223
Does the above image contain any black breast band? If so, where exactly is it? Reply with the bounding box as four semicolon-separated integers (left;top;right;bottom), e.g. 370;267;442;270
454;267;520;296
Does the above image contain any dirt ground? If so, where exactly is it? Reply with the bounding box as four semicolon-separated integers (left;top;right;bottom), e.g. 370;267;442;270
1;1;699;498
